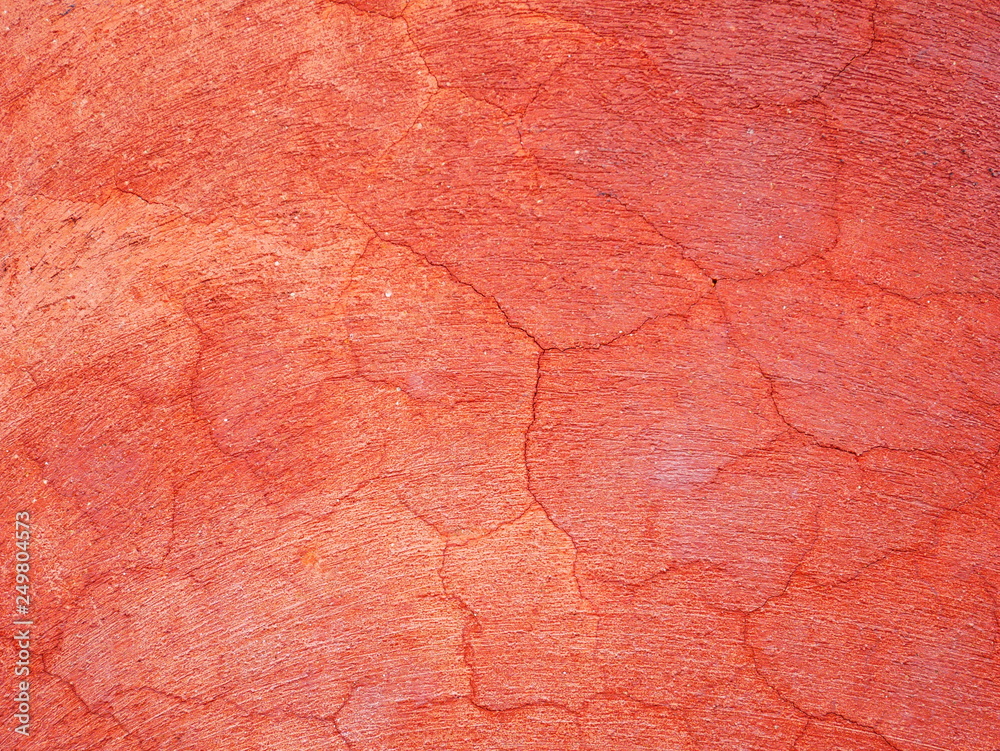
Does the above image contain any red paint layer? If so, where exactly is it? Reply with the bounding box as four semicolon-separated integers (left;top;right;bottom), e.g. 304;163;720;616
1;1;998;750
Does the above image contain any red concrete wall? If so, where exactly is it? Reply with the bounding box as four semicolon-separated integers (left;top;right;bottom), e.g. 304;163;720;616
1;1;998;749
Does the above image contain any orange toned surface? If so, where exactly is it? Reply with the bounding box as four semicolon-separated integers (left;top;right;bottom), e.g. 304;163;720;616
1;1;998;750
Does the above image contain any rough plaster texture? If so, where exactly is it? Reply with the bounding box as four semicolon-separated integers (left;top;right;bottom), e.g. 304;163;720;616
1;1;999;749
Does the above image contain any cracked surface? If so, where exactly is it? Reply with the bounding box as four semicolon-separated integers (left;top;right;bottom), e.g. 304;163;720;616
2;0;999;749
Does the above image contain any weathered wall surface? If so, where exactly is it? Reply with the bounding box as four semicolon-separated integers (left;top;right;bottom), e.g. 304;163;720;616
1;1;998;749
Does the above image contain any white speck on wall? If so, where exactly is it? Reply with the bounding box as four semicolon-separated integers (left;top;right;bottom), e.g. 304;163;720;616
385;290;392;298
